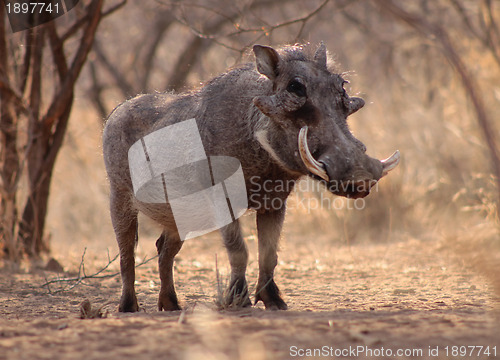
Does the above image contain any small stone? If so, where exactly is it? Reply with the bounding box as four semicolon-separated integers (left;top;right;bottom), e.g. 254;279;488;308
45;258;64;273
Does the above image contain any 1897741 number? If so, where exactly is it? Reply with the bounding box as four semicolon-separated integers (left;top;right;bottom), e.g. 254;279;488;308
445;346;497;357
6;2;60;14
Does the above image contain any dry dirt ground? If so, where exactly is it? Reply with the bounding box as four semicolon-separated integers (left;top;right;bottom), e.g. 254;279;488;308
0;231;499;360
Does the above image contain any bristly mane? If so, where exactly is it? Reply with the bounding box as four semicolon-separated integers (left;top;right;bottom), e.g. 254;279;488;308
274;43;338;73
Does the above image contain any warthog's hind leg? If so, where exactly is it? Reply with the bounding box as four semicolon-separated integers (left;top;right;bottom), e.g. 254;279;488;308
255;208;288;310
157;231;183;311
110;190;139;312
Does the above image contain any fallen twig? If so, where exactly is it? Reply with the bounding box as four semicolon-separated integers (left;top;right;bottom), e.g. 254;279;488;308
41;248;158;294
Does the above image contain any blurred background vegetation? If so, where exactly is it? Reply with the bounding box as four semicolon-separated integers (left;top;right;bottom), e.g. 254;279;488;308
1;0;499;283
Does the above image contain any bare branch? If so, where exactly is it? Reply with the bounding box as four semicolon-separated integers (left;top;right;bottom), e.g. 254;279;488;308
449;0;482;40
28;28;44;122
47;21;68;81
41;249;158;294
0;74;29;114
19;29;34;95
164;0;323;90
93;40;136;97
60;14;90;42
156;0;239;23
481;0;500;65
88;59;109;119
141;11;176;90
60;0;127;42
102;0;127;18
42;0;103;130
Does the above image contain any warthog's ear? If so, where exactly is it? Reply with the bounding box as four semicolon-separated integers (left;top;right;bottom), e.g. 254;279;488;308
347;97;365;116
314;42;327;70
253;45;280;80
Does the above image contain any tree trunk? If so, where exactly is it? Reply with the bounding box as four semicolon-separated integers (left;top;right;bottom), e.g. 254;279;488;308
0;0;105;261
0;4;21;260
0;90;21;260
18;102;73;256
17;0;103;257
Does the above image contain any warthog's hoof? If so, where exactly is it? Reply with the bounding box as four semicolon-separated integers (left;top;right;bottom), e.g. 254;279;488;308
158;291;182;311
222;291;252;309
119;294;139;313
218;278;252;309
255;279;288;310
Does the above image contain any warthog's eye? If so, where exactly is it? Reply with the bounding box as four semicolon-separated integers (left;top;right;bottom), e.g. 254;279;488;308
287;79;307;97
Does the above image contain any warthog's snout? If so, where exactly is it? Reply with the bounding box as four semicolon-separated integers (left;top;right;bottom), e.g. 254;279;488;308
298;126;400;198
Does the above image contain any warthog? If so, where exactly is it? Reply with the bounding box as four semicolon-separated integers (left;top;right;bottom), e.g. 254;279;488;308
103;43;399;312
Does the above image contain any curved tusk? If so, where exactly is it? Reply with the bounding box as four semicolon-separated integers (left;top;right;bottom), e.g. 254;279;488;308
298;126;329;182
381;150;400;177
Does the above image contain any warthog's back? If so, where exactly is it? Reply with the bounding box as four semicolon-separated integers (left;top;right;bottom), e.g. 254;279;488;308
104;65;270;174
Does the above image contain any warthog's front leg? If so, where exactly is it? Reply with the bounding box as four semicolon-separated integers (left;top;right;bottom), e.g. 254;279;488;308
255;208;287;310
221;220;251;307
156;231;183;311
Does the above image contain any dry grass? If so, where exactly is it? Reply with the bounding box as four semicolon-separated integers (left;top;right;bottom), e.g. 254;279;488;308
79;299;107;319
214;255;252;310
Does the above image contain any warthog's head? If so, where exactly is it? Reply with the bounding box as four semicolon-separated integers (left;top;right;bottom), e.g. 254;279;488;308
253;43;399;198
